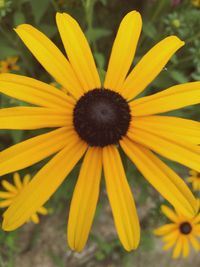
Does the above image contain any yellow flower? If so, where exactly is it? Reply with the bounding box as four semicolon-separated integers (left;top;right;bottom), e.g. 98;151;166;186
187;170;200;191
192;0;200;7
0;56;20;73
0;173;48;224
154;205;200;258
0;11;200;252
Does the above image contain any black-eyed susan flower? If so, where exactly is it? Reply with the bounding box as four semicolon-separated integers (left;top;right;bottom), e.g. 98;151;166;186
0;11;200;252
0;56;20;73
154;205;200;258
0;173;48;224
187;170;200;191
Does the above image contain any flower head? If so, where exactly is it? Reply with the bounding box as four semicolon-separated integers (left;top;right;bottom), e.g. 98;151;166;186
187;170;200;191
154;205;200;258
0;11;200;252
0;173;48;224
0;56;20;73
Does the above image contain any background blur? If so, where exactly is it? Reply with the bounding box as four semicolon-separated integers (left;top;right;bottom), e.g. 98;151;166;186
0;0;200;266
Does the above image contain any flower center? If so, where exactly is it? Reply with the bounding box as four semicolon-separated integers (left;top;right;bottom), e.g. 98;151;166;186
73;88;131;147
179;222;192;235
197;172;200;178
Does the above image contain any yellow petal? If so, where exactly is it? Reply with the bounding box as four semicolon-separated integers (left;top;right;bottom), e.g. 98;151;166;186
104;11;142;91
68;147;102;252
13;173;23;190
130;82;200;116
0;191;15;199
56;13;100;91
23;174;31;186
15;24;83;98
182;236;190;258
0;73;75;109
189;235;200;251
0;200;13;208
120;137;197;216
30;213;39;224
0;127;74;176
2;136;87;231
128;128;200;173
103;145;140;251
172;236;183;259
163;239;176;251
154;223;177;236
161;205;179;223
121;36;184;100
131;116;200;145
0;107;72;129
1;180;18;194
162;229;179;242
37;206;48;215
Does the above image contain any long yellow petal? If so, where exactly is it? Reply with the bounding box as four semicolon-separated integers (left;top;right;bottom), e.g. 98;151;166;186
182;236;190;258
104;11;142;91
15;24;83;98
68;147;102;252
154;223;177;235
163;239;176;250
1;180;18;194
0;107;72;129
120;137;197;216
128;128;200;173
130;82;200;116
172;236;183;259
0;200;13;208
0;192;15;198
0;127;74;176
131;116;200;145
13;173;23;189
189;235;200;251
161;205;179;223
2;137;87;231
0;73;75;108
121;36;184;100
103;145;140;251
56;13;100;91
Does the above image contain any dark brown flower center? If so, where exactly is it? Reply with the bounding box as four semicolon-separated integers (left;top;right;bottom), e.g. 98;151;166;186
179;222;192;235
73;88;131;147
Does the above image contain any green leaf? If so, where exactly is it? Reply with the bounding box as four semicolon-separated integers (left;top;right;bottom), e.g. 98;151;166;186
170;70;189;83
39;24;57;38
30;0;51;24
13;11;26;26
0;42;18;59
86;27;111;42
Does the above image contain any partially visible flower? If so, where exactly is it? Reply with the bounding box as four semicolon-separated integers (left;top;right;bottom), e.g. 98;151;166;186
187;170;200;191
192;0;200;7
0;57;20;73
0;173;48;224
154;205;200;258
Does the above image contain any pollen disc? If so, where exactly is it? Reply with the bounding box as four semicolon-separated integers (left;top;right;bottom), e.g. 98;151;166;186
73;88;131;147
179;222;192;235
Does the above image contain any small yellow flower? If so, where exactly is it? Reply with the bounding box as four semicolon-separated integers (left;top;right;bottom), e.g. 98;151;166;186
0;173;48;224
192;0;200;7
154;205;200;259
187;170;200;191
0;56;20;73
